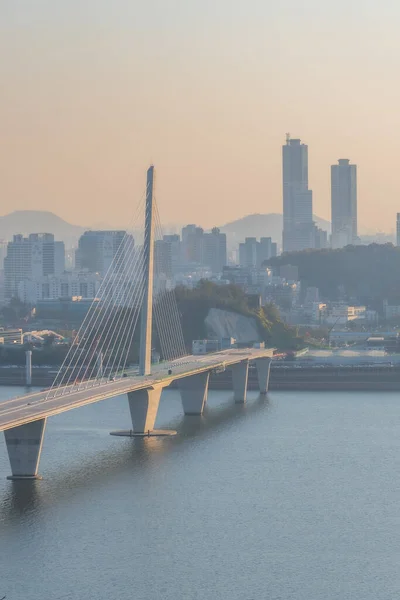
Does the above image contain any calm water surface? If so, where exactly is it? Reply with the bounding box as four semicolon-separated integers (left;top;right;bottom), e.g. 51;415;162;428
1;387;400;599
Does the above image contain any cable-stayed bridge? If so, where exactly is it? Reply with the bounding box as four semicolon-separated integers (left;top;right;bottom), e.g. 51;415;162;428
0;167;274;480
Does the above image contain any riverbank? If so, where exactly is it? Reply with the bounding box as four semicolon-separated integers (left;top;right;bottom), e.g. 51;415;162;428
2;364;400;391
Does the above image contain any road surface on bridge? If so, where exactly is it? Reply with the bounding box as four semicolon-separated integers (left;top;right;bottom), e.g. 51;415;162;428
0;348;273;432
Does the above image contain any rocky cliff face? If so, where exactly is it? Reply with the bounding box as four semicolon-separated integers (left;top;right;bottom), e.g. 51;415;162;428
205;308;261;344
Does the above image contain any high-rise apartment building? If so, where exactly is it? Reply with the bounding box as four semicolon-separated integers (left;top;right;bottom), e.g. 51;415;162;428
331;158;357;248
282;135;315;252
0;240;8;270
397;214;400;247
181;225;204;264
258;237;276;265
4;233;65;299
180;225;227;274
239;238;258;268
239;237;277;269
155;234;181;278
75;231;129;275
315;227;328;249
202;228;227;274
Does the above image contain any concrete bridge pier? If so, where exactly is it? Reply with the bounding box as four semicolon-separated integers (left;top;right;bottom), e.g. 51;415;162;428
128;386;163;435
110;385;175;437
232;360;249;403
25;350;32;386
255;357;272;394
4;418;47;480
179;372;210;415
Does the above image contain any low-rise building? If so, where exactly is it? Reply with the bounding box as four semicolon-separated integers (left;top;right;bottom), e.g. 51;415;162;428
35;297;99;321
0;328;23;344
264;282;300;310
384;300;400;320
325;304;366;325
222;266;273;295
304;302;328;324
192;339;220;355
17;272;103;305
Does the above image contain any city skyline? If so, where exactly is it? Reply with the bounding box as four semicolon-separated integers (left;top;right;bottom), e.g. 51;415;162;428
2;1;400;231
3;5;400;599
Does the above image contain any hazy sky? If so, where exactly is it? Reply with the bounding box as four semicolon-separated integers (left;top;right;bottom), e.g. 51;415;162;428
1;0;400;232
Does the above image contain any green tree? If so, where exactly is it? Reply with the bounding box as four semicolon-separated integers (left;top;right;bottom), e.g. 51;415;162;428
1;297;30;325
266;243;400;312
175;282;303;352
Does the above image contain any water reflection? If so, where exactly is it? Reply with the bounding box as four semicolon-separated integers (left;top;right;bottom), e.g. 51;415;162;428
2;480;43;520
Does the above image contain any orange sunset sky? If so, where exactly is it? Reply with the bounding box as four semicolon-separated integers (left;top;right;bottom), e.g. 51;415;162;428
2;0;400;232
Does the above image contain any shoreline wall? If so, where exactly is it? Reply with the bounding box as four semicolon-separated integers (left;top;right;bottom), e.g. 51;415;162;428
1;365;400;391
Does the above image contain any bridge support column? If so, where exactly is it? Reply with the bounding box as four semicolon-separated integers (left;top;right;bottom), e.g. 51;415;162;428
4;418;47;480
255;357;272;394
232;361;249;403
179;371;210;415
110;385;175;437
128;386;162;433
25;350;32;386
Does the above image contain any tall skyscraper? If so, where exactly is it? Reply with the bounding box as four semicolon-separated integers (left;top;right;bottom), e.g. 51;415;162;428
282;135;315;252
396;214;400;247
4;233;65;299
331;159;357;248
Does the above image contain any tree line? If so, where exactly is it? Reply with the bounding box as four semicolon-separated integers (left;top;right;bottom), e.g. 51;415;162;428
267;243;400;310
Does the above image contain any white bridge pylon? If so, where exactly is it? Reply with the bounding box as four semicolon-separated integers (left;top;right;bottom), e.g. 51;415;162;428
139;165;155;377
0;166;274;480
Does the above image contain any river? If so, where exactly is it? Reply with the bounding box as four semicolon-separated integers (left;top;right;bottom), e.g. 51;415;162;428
1;386;400;599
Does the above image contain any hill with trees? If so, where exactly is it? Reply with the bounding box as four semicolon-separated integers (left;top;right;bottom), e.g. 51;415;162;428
175;280;303;350
267;244;400;310
0;282;302;367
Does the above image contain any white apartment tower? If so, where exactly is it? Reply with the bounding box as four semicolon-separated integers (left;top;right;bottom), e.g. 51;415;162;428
4;233;65;300
202;228;227;274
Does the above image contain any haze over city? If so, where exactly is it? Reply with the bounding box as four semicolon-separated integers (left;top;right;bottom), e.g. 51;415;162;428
5;3;400;600
2;0;400;231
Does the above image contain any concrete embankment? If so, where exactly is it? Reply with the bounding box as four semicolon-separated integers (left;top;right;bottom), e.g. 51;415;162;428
211;366;400;392
0;367;54;387
2;365;400;391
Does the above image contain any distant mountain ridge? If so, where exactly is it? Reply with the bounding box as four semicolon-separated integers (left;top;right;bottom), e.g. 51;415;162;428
220;213;331;245
0;211;85;245
0;211;390;250
0;210;330;248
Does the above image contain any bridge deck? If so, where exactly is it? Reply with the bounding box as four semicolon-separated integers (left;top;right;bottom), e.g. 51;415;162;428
0;348;273;432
